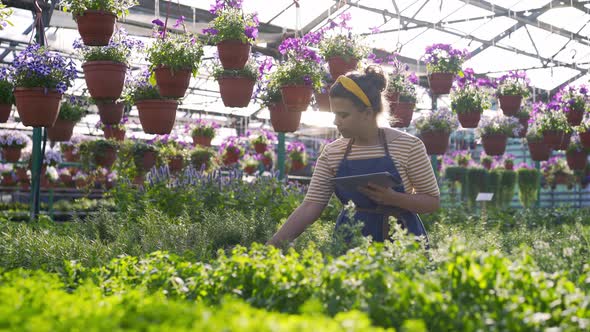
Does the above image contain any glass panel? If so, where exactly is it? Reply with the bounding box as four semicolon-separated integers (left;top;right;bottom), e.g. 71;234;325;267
568;73;590;87
446;16;517;41
465;46;543;73
538;7;590;33
553;40;590;65
398;29;481;60
486;0;553;12
497;25;570;59
270;0;337;30
417;1;494;23
525;66;581;91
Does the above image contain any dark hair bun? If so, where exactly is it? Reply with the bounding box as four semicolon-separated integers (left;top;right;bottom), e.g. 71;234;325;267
364;65;387;92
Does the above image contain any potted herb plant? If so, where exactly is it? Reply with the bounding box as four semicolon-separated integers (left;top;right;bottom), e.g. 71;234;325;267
534;102;573;150
555;85;589;126
480;153;493;170
496;71;530;116
422;43;469;95
387;63;418;128
203;1;258;70
566;134;588;171
0;131;28;162
148;20;204;98
190;147;216;171
47;95;88;142
10;45;77;127
156;140;186;173
61;0;138;46
0;164;15;187
319;34;368;79
212;59;258;108
261;74;301;132
191;119;218;147
476;115;521;156
541;157;574;188
287;141;308;172
413;107;459;155
525;123;552;162
450;82;489;128
0;67;13;123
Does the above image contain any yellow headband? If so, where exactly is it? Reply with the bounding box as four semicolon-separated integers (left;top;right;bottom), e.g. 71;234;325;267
335;76;372;108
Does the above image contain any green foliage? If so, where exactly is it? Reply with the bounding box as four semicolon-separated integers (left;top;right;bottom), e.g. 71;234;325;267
387;72;416;102
259;74;283;107
79;139;118;169
450;85;489;114
274;58;323;91
318;34;369;60
131;140;157;168
212;61;258;81
57;98;87;122
147;33;204;75
535;110;573;134
466;167;489;208
0;78;13;105
190;147;216;171
206;7;258;44
498;170;516;208
517;168;540;208
61;0;138;18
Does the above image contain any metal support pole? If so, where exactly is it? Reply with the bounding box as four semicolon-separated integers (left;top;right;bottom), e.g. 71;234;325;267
277;132;286;180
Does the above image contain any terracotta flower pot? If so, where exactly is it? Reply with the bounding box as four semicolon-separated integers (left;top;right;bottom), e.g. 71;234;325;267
327;56;358;79
261;156;272;167
389;101;414;128
2;146;22;162
2;174;15;186
254;143;267;154
75;10;116;46
314;91;331;112
291;160;305;171
281;85;313;112
96;100;124;125
94;146;117;168
82;61;126;99
15;167;27;181
135;99;178;135
580;131;590;149
133;174;145;186
428;72;454;95
223;151;241;166
217;76;255;108
269;102;301;133
244;165;257;175
154;66;192;98
527;141;551;161
217;40;251;70
504;161;514;170
419;131;450;155
103;126;125;141
457;111;481;128
192;135;212;147
0;104;11;123
516;116;529;138
482;160;492;170
481;134;508;156
542;130;564;148
62;146;79;162
566;150;588;171
386;91;400;105
14;88;62;127
47;119;75;142
137;151;157;171
168;155;184;173
566;108;584;126
556;132;572;151
498;95;522;116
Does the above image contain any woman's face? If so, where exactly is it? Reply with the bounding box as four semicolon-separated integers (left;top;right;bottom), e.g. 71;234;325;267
330;97;374;138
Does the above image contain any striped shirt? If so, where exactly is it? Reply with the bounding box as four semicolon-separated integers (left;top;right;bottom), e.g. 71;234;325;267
304;129;440;205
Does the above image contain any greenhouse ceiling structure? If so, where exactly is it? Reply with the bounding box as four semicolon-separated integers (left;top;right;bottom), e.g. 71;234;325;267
1;0;590;139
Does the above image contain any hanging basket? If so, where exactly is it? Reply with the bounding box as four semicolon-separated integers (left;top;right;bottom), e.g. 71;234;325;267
192;135;212;147
566;108;584;126
498;95;522;116
2;146;21;163
314;91;331;112
566;150;588;171
47;119;75;142
94;146;117;168
103;126;125;141
556;132;572;151
527;141;551;161
14;88;62;127
0;104;11;123
154;66;192;98
428;72;454;95
254;143;267;154
136;99;178;135
136;151;157;172
327;56;358;79
457;110;481;128
580;131;590;149
389;101;414;128
62;146;79;162
168;155;184;173
269;102;301;133
542;130;564;148
75;10;116;46
481;134;508;156
419;130;450;155
96;100;124;125
386;91;400;105
82;61;126;99
291;160;305;171
217;40;251;70
280;85;313;112
516;116;529;138
218;76;255;108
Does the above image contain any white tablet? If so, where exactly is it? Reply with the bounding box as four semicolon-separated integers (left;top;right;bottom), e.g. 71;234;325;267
330;172;401;192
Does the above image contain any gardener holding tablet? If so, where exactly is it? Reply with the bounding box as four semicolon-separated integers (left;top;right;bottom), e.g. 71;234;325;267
267;65;440;246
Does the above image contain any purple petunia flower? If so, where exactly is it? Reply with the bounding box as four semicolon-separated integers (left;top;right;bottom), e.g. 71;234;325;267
152;19;165;27
245;26;258;40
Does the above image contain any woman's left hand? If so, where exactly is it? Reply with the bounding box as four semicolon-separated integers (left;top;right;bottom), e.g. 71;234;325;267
358;182;397;206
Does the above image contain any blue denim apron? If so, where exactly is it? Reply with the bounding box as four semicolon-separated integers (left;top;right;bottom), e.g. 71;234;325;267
334;129;429;243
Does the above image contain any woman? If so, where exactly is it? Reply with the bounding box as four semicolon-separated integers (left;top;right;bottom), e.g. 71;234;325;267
267;66;440;246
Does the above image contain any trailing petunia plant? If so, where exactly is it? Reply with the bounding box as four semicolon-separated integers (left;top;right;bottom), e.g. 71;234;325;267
287;141;308;165
319;34;369;62
190;119;219;139
386;57;418;102
496;71;530;97
0;2;13;30
0;131;29;148
566;134;587;154
413;107;459;134
422;43;470;74
450;70;490;114
203;0;259;44
554;84;589;113
60;0;138;18
0;67;14;105
531;102;573;134
122;70;167;105
10;44;77;93
73;27;144;65
525;122;544;143
476;115;522;138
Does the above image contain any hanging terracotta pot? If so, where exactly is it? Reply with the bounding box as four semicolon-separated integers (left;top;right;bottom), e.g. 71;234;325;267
47;119;76;142
222;148;241;166
269;102;301;133
261;155;272;168
136;151;157;172
96;100;124;125
2;146;21;162
154;66;192;98
94;146;117;168
15;167;27;182
133;173;145;186
254;143;267;154
0;104;11;123
291;160;305;171
386;91;400;105
14;88;62;127
504;160;514;170
542;130;564;148
314;91;331;112
75;10;116;46
82;61;126;99
566;150;587;171
281;85;313;112
62;146;79;163
498;95;522;116
135;99;178;135
2;173;16;186
580;131;590;149
389;101;414;128
556;132;572;151
59;173;73;187
527;141;551;161
516;116;529;138
428;72;454;95
168;155;184;173
565;108;584;126
457;110;481;128
217;76;255;108
192;135;212;147
217;40;251;70
327;56;358;79
481;134;508;156
103;126;125;141
419;130;450;155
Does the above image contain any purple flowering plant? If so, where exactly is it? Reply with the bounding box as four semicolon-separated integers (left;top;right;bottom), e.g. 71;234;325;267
61;0;138;18
58;95;88;122
318;14;369;61
554;84;589;113
60;134;89;155
44;149;63;167
287;141;308;164
413;107;459;134
422;43;469;74
247;129;276;146
496;71;530;98
191;119;219;138
574;115;590;134
531;102;573;134
0;3;13;30
476;115;522;137
122;69;170;104
385;56;418;102
10;45;77;94
220;135;246;159
0;130;29;148
203;0;258;44
566;133;587;154
73;27;144;65
450;69;490;115
0;67;14;104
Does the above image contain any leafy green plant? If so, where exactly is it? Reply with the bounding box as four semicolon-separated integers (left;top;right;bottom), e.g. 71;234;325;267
476;115;521;137
517;168;539;208
413;107;459;134
191;119;218;138
79;139;118;169
450;84;490;114
259;74;282;107
274;57;323;91
203;5;259;44
57;95;88;122
132;141;158;169
497;169;516;209
190;147;216;171
422;44;469;74
0;68;13;104
60;0;138;18
212;60;258;81
496;71;530;97
146;32;204;75
466;167;488;208
319;34;368;60
387;68;417;103
533;103;573;134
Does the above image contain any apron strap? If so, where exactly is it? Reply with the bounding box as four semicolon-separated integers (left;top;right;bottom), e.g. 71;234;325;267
379;128;391;158
343;137;354;160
